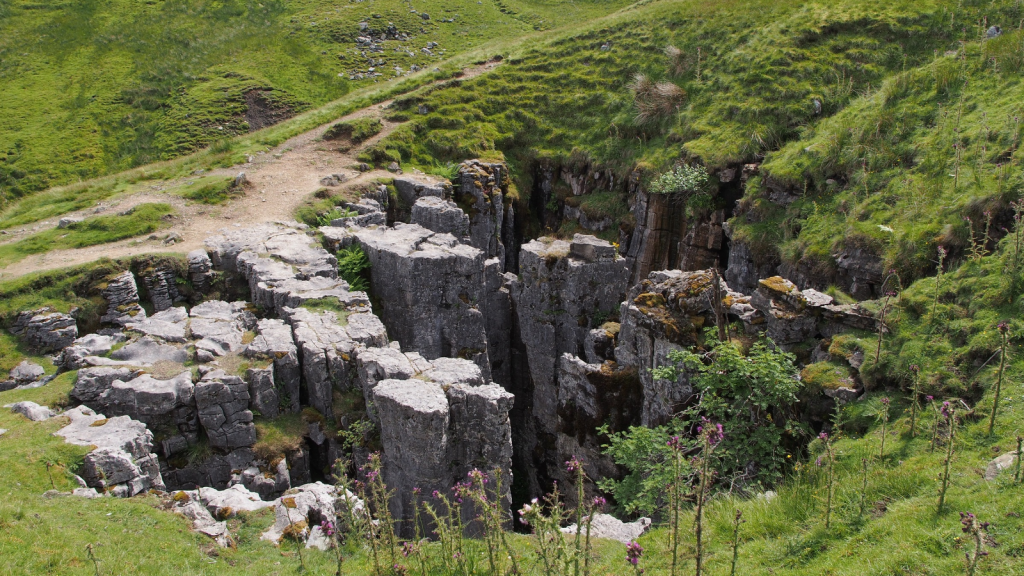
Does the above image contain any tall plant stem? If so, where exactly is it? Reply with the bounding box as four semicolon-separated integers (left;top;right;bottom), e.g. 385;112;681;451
988;330;1008;436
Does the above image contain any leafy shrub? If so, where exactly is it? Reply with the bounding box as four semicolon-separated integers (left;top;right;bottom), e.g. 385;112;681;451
338;245;371;292
316;207;358;227
649;164;710;195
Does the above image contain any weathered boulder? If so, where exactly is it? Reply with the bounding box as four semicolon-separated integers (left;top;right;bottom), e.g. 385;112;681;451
261;482;359;545
410;196;470;239
9;401;55;421
194;370;256;450
55;406;164;495
161;448;255;491
187;250;215;293
10;360;45;385
60;332;127;370
100;271;146;325
71;367;139;405
94;371;195;429
561;514;652;544
125;307;189;343
171;494;232;547
984;452;1018;481
354;346;424;421
724;237;778;295
354;223;490;378
10;307;78;352
393;174;451;207
195;484;274;516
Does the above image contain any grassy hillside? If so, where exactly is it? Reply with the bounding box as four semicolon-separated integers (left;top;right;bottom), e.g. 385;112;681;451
0;0;632;200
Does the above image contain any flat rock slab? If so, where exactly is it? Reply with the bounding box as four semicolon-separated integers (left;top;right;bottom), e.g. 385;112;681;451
8;401;55;421
55;406;153;458
109;337;188;365
985;452;1019;480
125;307;189;343
561;514;652;544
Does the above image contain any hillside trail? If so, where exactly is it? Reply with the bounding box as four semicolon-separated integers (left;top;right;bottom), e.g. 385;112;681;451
0;61;500;280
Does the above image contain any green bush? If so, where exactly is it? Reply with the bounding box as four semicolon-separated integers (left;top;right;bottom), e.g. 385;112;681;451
337;245;371;292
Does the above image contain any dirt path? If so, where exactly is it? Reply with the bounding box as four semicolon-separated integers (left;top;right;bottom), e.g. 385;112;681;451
0;61;500;279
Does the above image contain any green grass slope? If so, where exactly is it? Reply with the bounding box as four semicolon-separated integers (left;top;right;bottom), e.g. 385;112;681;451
0;0;633;200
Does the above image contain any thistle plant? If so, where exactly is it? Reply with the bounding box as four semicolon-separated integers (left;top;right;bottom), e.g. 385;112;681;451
987;321;1009;436
932;246;947;323
817;432;836;529
1012;434;1024;485
908;365;922;438
937;402;957;514
875;292;896;366
694;418;724;576
86;544;101;576
566;456;587;576
729;510;745;576
465;468;520;576
666;435;688;576
859;458;870;517
960;512;990;576
518;484;574;576
422;484;469;576
361;453;399;575
879;397;891;461
626;541;644;575
330;459;368;576
281;496;306;572
45;461;55;490
928;396;940;452
1012;200;1024;268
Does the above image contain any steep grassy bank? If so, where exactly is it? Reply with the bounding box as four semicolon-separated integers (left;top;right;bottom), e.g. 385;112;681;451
0;0;632;200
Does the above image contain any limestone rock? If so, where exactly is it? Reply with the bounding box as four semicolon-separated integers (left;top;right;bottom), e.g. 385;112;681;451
55;406;164;494
187;250;215;293
354;224;490;377
455;160;511;267
100;271;146;326
196;484;273;516
985;452;1018;481
71;367;139;405
561;514;652;544
244;318;300;417
261;482;360;545
410;196;470;238
195;370;256;450
125;307;189;343
9;401;55;421
172;494;232;547
10;360;45;385
190;301;255;358
10;307;78;352
393;174;450;207
141;265;181;312
94;371;195;427
109;336;188;365
60;332;127;369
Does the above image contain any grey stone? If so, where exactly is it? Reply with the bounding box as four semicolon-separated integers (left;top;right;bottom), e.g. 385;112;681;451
10;307;78;352
561;514;652;544
393;175;451;207
410;196;469;238
95;371;195;426
187;250;215;293
100;271;146;326
58;216;84;228
455;160;510;267
55;406;164;494
985;452;1018;480
71;366;138;405
584;327;617;364
354;224;490;378
110;337;188;365
986;25;1002;39
355;346;418;421
125;306;189;342
10;360;44;384
172;495;232;547
244;318;300;416
197;484;273;516
422;357;484;387
9;401;55;421
260;482;359;545
141;266;181;312
195;370;256;450
190;300;255;357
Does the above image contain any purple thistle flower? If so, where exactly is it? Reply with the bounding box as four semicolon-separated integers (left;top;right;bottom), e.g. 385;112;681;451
626;541;643;566
998;321;1009;333
818;432;829;441
815;457;823;467
593;496;607;509
402;541;414;557
926;395;934;402
320;519;334;537
881;397;891;406
566;456;583;474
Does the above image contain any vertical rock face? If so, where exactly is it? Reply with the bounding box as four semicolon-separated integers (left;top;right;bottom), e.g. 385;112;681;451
142;265;181;312
373;372;513;536
482;258;514;387
724;237;778;295
456;160;512;270
510;234;629;492
10;307;78;352
188;249;215;293
354;223;491;378
625;189;727;284
748;276;876;344
101;271;146;325
92;371;197;435
244;318;301;417
615;269;726;427
195;370;257;450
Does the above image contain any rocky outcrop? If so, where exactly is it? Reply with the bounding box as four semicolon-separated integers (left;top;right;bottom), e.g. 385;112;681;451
510;234;629;492
749;277;876;345
189;301;255;361
141;265;181;312
92;371;196;432
101;271;146;325
195;369;257;451
187;249;215;293
243;318;301;418
60;332;126;370
354;223;491;378
126;307;189;343
56;406;165;496
107;336;188;366
373;376;513;536
561;514;652;544
10;307;78;352
411;196;470;239
9;400;55;421
455;160;514;270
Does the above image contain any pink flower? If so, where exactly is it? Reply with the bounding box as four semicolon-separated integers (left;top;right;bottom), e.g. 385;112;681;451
626;541;643;565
